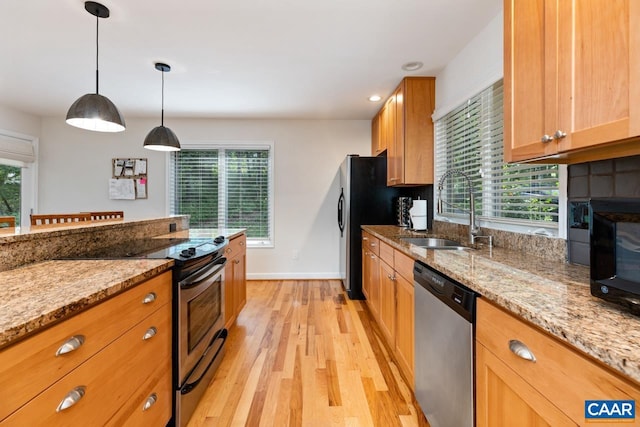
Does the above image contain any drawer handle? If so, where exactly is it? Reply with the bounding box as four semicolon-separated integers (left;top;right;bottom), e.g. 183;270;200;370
509;339;536;362
56;335;85;357
143;327;158;341
541;134;553;143
56;386;86;412
142;292;157;304
142;393;158;411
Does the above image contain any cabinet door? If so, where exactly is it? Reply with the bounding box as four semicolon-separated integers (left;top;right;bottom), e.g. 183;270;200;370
504;0;559;162
395;273;414;386
371;112;385;156
385;94;401;186
403;77;435;185
368;252;380;320
362;248;370;299
224;261;235;329
476;343;575;427
378;260;396;346
233;253;246;315
557;0;640;153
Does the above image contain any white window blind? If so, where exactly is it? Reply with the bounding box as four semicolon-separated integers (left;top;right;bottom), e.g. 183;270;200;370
435;80;559;227
170;145;273;246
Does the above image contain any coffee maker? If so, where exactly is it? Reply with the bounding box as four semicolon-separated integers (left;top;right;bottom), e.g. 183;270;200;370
396;197;412;227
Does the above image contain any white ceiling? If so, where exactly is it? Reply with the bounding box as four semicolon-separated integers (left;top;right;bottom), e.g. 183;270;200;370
0;0;501;121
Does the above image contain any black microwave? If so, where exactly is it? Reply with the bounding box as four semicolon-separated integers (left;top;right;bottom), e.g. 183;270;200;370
590;198;640;315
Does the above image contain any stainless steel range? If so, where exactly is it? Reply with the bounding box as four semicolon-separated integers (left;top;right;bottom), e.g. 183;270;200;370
62;236;229;426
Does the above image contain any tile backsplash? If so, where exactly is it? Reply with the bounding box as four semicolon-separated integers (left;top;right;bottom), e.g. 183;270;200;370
567;154;640;266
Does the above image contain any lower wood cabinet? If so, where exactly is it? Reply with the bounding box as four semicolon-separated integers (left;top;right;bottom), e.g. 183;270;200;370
0;271;173;426
476;298;640;426
362;235;415;387
224;233;247;329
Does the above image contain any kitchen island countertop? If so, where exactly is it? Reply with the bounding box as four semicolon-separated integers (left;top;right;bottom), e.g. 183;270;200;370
0;259;173;349
363;225;640;386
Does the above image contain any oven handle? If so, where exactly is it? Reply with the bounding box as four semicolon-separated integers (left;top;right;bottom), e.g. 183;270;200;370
180;257;227;290
180;328;228;395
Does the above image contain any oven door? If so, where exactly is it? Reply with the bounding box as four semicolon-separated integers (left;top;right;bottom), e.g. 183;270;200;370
178;256;227;382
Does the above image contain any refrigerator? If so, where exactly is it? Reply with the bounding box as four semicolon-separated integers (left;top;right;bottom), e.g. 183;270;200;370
338;155;401;299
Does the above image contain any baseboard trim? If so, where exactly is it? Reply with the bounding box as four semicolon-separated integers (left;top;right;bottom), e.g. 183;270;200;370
246;272;342;280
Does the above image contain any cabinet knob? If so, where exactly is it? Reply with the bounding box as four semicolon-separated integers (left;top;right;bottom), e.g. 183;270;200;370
508;339;537;362
142;393;158;411
226;248;232;254
553;130;567;140
56;386;86;412
55;335;85;357
239;241;245;246
142;327;158;341
142;292;157;304
541;134;553;143
234;259;240;264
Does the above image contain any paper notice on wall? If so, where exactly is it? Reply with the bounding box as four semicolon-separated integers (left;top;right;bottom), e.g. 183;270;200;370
109;178;135;200
134;159;147;175
136;178;147;199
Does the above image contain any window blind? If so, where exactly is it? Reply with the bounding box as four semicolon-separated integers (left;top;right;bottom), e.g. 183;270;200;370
170;145;273;246
435;80;559;226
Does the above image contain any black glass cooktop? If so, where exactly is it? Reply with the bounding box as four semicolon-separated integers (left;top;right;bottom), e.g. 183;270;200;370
61;236;227;261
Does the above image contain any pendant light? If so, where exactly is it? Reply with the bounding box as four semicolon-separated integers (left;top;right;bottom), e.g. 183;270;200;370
66;1;125;132
143;63;181;151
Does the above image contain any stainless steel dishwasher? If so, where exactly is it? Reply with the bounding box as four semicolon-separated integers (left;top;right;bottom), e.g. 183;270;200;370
414;260;477;427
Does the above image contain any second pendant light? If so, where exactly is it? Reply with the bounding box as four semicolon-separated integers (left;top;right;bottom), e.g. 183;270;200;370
144;63;181;151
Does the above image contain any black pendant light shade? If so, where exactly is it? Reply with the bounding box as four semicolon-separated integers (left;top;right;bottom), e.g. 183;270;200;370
66;2;125;132
144;63;181;151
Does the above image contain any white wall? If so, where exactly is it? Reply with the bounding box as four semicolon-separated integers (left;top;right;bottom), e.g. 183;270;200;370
0;104;41;137
433;10;503;120
39;117;370;279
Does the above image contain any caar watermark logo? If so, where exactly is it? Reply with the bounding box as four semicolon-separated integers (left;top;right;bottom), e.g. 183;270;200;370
585;400;635;421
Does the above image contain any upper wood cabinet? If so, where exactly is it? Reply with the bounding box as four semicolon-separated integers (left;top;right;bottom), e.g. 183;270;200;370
370;77;435;185
505;0;640;164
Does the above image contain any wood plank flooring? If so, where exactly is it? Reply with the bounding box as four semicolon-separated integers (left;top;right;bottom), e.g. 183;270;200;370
187;280;430;427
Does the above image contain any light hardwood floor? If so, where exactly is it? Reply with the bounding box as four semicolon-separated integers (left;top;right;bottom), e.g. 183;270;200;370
187;280;429;427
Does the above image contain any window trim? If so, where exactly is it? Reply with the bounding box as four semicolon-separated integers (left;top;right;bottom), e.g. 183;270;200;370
166;140;275;248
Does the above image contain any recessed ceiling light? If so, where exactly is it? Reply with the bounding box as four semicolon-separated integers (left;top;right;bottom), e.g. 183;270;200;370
369;95;382;102
401;61;424;71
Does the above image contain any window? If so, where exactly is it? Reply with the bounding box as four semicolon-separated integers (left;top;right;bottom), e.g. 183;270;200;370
435;80;560;231
170;143;273;247
0;131;37;228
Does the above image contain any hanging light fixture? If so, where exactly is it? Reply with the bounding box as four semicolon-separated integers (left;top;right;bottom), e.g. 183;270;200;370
66;1;125;132
143;63;181;151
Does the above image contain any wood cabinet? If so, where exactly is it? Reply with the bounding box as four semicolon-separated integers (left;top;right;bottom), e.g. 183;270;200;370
0;271;172;426
371;110;385;156
372;77;435;186
224;233;247;329
362;236;415;386
362;232;380;319
476;298;640;426
505;0;640;164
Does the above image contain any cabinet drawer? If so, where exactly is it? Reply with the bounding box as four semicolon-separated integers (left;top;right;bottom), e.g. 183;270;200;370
0;271;171;421
393;249;413;283
2;302;171;426
379;241;394;266
476;299;640;422
225;234;246;258
362;232;380;256
108;355;172;427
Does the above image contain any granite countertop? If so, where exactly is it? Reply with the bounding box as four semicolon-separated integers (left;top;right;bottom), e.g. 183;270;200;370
0;259;173;349
363;225;640;386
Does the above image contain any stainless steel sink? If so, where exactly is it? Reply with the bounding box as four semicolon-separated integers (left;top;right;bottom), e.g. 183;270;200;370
400;237;468;250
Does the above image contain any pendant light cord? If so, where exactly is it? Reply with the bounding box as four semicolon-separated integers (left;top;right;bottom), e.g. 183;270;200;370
95;13;100;95
161;70;165;126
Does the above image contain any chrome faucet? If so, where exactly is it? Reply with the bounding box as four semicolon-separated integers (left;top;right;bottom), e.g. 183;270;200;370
437;169;491;247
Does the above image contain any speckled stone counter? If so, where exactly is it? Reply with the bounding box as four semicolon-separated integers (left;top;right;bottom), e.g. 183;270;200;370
0;259;173;349
362;225;640;386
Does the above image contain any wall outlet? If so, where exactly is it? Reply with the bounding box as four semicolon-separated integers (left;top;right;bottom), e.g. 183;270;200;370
169;223;176;232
